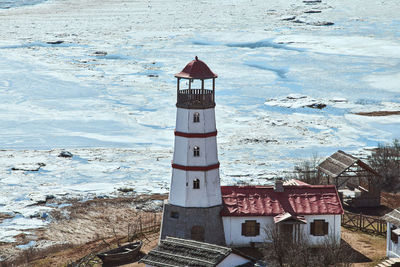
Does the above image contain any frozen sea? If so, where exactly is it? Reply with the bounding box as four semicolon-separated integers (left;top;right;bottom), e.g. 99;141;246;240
0;0;46;9
0;0;399;243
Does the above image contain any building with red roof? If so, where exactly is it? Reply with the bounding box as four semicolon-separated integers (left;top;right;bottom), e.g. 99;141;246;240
221;180;343;246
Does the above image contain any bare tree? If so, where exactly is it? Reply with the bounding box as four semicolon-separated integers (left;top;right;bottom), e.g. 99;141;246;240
368;139;400;192
263;225;353;267
293;153;322;185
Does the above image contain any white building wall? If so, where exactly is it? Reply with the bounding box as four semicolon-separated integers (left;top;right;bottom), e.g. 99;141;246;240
217;253;250;267
176;108;216;133
223;216;274;246
301;214;341;246
169;169;222;207
223;214;341;247
387;222;400;258
173;136;218;166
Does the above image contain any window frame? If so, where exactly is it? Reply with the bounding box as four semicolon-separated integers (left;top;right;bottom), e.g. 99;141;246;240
193;146;200;157
193;179;200;189
310;219;328;236
170;211;179;219
241;220;260;237
193;112;200;123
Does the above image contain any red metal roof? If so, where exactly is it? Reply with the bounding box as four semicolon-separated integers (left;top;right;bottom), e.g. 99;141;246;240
175;56;218;79
221;185;343;217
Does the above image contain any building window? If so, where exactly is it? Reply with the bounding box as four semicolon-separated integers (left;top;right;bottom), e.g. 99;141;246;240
391;226;399;244
193;112;200;123
193;146;200;157
241;220;260;237
170;211;179;219
193;179;200;189
310;220;328;236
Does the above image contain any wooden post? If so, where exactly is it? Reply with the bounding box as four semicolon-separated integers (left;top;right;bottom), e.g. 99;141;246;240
177;78;180;104
201;79;204;103
212;78;215;102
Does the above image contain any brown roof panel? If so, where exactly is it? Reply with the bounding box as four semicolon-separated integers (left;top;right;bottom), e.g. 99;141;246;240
175;56;218;79
318;150;381;178
318;150;357;178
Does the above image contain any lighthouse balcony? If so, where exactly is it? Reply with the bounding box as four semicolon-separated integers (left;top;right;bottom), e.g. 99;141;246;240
177;89;215;109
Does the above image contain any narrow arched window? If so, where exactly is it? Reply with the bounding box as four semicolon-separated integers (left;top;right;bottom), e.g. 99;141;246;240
193;112;200;123
193;179;200;189
193;146;200;157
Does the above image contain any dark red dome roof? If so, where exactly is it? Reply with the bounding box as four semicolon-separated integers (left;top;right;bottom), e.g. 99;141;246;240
175;57;218;79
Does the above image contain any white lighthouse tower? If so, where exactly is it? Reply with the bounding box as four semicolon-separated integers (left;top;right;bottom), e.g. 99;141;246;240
160;57;225;245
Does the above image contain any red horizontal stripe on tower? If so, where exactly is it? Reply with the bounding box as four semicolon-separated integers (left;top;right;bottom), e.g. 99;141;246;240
174;130;217;138
172;162;220;171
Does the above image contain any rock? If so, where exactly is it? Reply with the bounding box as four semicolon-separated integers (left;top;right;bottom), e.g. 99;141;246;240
45;195;55;201
304;10;321;13
306;103;327;109
11;163;46;171
46;40;64;45
58;151;73;158
282;16;296;21
311;21;334;26
118;187;135;193
93;51;107;56
303;0;322;3
147;74;158;77
265;94;328;109
292;19;306;24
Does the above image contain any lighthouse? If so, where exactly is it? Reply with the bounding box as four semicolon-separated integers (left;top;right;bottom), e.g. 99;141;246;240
160;57;225;245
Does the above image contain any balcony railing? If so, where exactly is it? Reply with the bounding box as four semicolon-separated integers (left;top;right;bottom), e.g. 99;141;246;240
177;89;215;109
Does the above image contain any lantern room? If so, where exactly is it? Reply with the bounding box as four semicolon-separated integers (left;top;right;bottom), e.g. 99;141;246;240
174;56;217;109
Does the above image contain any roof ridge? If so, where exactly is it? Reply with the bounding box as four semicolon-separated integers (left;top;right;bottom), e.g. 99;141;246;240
149;249;216;265
165;237;231;252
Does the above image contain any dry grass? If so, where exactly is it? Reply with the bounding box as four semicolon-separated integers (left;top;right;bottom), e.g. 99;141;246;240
0;194;166;267
381;191;400;210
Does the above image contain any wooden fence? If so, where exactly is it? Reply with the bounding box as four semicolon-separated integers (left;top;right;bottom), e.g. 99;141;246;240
341;211;387;236
127;212;162;241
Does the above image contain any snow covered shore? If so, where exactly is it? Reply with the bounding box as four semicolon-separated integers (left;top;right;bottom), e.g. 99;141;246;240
0;0;399;245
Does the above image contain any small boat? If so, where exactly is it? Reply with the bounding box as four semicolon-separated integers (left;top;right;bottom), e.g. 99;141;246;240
97;241;143;265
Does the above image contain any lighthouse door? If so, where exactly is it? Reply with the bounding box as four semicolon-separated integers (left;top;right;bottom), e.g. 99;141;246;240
191;225;205;242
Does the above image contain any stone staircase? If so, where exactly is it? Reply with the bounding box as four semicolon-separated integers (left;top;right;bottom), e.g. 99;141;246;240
376;258;400;267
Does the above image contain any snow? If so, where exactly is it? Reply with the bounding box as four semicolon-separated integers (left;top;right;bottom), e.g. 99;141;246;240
0;0;399;243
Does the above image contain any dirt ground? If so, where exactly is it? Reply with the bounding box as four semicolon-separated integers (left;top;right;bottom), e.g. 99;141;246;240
21;227;387;267
341;227;386;266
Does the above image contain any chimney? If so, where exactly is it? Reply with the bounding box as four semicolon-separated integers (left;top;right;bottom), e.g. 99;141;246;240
274;178;284;192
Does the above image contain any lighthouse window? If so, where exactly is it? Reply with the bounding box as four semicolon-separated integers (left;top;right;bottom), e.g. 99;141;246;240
193;146;200;157
193;112;200;123
193;179;200;189
170;211;179;219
